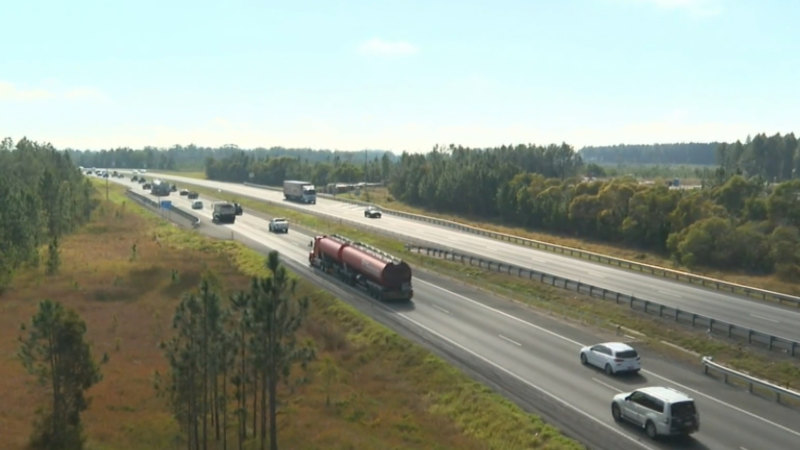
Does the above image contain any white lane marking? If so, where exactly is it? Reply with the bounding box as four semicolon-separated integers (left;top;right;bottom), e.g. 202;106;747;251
585;270;607;279
592;378;622;393
749;313;780;324
144;191;799;441
420;279;584;346
498;334;522;347
420;278;800;437
395;311;655;450
431;304;451;315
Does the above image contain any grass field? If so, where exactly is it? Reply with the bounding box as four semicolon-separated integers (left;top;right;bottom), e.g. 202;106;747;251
170;178;799;391
0;181;581;449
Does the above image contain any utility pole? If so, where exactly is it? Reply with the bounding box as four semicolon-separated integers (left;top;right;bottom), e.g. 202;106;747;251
364;150;368;200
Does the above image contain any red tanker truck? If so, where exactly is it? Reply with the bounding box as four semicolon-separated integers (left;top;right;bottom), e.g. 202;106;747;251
309;234;413;301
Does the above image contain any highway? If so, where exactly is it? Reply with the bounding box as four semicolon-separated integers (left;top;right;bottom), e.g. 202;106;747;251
113;174;800;449
140;173;800;342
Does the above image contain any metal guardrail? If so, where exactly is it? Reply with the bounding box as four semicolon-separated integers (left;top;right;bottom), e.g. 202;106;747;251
702;356;800;404
237;181;800;307
407;244;800;358
125;189;199;227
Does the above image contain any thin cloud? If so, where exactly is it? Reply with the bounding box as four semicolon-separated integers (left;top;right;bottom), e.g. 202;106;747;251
0;81;52;101
0;80;108;102
358;38;418;56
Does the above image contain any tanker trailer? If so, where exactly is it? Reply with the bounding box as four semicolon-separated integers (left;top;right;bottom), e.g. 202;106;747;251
309;234;413;301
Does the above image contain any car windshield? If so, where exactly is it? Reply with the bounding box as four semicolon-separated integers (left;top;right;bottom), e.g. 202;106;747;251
671;401;696;418
616;350;638;358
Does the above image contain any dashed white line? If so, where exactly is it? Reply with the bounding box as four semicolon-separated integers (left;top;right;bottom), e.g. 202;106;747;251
431;304;451;315
395;311;656;450
592;377;622;393
498;334;522;347
749;313;780;324
421;279;800;438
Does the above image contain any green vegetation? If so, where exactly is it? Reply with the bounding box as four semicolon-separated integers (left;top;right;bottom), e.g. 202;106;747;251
0;179;580;449
580;142;718;165
0;138;95;292
170;181;800;392
18;300;103;449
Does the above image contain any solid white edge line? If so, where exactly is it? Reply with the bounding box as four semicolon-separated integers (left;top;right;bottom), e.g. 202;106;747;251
396;311;655;450
145;182;799;441
420;279;800;438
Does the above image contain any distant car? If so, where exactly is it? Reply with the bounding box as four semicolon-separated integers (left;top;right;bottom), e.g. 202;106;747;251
268;218;289;233
191;200;203;210
187;191;199;199
170;184;178;192
179;189;189;196
580;342;641;375
364;206;382;218
131;175;139;182
138;178;146;184
142;183;151;190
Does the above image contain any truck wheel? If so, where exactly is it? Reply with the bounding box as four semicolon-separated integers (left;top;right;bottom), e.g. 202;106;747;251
645;421;657;439
611;404;622;422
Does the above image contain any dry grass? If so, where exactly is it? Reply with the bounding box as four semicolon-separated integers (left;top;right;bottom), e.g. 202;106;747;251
144;175;800;392
0;181;580;449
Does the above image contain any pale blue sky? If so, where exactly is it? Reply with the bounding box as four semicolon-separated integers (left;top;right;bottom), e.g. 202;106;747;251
1;0;798;152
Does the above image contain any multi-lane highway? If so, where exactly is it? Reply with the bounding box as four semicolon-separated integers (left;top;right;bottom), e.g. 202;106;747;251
137;172;800;342
112;173;800;449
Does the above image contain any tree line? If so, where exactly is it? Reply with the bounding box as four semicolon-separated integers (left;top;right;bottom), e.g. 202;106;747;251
0;137;95;292
388;143;800;276
580;142;719;165
67;144;393;172
716;132;799;182
205;150;394;188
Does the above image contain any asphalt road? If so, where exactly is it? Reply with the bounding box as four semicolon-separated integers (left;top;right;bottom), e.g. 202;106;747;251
139;172;800;342
108;174;800;449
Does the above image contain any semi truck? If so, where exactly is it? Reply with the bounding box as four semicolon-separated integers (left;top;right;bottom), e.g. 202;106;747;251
283;180;316;204
212;202;237;224
150;179;172;196
309;234;413;301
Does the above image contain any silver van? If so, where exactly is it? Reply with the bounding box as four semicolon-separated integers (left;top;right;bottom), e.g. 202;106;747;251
611;386;699;438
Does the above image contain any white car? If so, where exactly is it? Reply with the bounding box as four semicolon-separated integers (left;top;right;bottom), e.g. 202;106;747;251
580;342;640;375
612;386;699;438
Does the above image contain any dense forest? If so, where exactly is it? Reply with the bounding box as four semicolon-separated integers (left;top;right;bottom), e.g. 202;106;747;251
205;149;394;188
716;133;800;182
387;142;800;277
580;142;718;165
8;133;800;278
0;138;95;292
67;145;391;172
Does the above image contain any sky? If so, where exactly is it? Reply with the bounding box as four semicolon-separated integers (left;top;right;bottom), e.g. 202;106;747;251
1;0;799;153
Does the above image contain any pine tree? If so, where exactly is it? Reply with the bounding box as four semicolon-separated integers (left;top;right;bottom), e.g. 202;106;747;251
18;300;102;450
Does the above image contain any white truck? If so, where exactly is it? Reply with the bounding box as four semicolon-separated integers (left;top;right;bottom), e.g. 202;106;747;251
268;218;289;233
283;180;316;204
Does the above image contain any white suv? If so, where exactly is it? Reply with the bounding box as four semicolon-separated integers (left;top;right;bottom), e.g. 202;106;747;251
579;342;641;375
612;386;699;439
